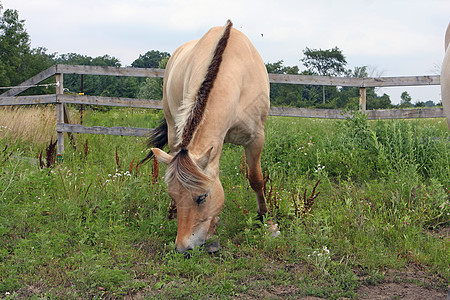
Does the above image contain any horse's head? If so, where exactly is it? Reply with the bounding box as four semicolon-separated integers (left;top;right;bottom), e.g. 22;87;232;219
152;147;224;253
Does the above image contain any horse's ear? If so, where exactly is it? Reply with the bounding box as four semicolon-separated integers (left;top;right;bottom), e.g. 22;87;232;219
151;148;173;165
196;146;213;170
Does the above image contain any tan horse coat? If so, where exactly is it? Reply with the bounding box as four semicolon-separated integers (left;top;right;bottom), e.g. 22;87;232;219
150;20;270;253
441;22;450;129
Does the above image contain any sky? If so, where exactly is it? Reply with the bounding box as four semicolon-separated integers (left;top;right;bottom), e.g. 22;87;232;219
2;0;449;104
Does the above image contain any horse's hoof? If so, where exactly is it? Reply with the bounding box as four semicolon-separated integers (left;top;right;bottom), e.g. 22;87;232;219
205;241;220;253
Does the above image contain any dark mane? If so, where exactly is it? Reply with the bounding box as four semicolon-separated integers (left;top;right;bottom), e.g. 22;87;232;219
178;20;233;149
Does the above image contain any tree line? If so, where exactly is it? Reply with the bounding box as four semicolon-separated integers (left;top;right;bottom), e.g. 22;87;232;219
0;4;438;109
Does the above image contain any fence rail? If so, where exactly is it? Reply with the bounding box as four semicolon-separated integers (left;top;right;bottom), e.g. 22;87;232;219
0;64;445;156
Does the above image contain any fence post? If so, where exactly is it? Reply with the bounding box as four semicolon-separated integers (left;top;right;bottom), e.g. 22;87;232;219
359;87;367;111
56;73;64;160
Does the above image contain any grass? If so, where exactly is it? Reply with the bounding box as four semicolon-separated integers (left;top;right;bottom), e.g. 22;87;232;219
0;105;56;150
0;106;449;299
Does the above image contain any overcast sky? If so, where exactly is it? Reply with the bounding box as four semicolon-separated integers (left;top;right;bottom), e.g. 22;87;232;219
2;0;449;104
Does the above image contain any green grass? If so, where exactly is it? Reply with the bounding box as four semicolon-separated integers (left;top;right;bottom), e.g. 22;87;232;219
0;107;448;299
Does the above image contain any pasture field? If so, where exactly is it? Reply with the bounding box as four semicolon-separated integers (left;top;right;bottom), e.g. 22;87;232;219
0;106;449;299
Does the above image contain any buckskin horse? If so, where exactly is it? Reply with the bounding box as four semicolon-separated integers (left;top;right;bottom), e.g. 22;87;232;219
142;20;270;253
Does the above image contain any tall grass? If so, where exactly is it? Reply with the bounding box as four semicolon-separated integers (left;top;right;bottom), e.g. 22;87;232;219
0;107;448;299
0;106;56;150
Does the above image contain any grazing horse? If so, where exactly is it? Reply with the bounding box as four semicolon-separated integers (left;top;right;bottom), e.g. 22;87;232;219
441;22;450;130
142;20;270;253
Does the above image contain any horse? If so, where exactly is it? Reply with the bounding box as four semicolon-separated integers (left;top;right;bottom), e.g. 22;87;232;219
441;22;450;130
142;20;270;253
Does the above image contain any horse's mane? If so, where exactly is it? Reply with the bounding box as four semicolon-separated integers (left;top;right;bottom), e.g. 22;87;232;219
167;20;233;190
177;20;233;149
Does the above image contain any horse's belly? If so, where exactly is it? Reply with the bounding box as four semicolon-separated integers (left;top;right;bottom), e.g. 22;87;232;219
224;125;255;146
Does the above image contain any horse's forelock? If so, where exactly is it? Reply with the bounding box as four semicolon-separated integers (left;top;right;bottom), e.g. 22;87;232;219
166;149;210;191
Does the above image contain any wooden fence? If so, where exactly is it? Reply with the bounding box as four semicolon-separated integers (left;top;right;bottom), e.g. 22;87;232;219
0;64;444;156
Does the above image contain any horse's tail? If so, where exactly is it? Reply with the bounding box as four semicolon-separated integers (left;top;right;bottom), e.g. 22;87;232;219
140;118;168;164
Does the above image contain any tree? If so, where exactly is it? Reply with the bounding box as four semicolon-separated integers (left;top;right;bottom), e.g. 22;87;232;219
400;91;412;108
350;66;369;78
0;6;29;86
54;53;139;98
0;5;53;93
301;47;347;104
266;60;303;105
424;100;435;107
301;47;347;77
131;50;170;68
136;57;169;99
414;101;425;107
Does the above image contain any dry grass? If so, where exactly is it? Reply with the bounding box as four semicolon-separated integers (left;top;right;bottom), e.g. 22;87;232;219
0;105;56;148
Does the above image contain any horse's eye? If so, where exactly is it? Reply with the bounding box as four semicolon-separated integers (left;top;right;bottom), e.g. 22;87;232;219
195;190;209;205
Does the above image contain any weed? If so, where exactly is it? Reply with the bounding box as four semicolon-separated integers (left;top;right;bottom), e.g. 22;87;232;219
0;144;13;164
82;138;89;157
37;137;57;168
292;180;321;218
115;146;121;170
151;156;159;184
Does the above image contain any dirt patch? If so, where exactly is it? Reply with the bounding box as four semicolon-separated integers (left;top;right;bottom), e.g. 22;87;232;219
357;266;448;300
358;283;448;300
428;226;450;241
